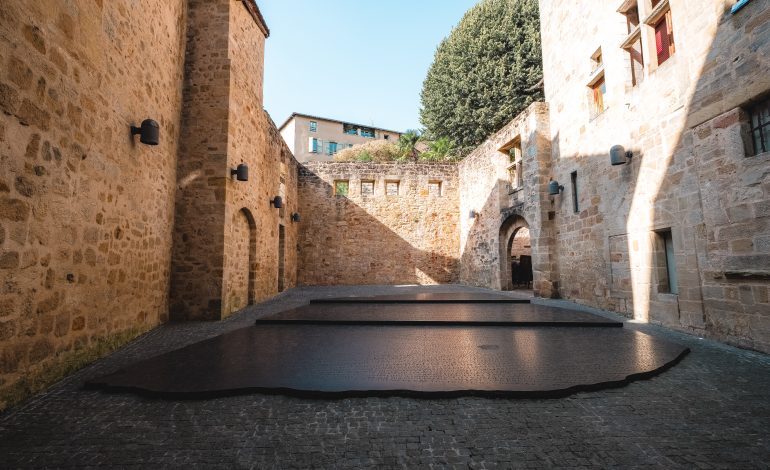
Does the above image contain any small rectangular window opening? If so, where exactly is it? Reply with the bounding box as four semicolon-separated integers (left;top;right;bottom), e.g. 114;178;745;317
749;99;770;155
570;171;579;213
385;181;399;196
654;229;678;294
309;121;317;132
428;181;442;196
361;180;375;196
334;180;349;197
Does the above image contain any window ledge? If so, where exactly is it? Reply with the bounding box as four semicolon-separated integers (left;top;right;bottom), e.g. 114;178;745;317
643;0;670;25
620;25;641;49
586;65;605;87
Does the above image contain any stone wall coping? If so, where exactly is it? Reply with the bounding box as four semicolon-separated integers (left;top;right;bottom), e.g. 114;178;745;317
241;0;270;37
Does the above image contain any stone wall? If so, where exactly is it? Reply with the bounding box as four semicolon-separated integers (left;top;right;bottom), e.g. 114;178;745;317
0;0;187;406
170;0;298;320
297;162;459;285
458;103;558;297
538;0;770;351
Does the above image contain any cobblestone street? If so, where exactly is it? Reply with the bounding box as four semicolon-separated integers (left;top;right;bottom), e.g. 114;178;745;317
1;285;769;469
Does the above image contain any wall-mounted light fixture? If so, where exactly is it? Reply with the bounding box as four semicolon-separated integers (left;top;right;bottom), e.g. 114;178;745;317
270;196;283;209
548;180;564;196
231;163;249;181
469;210;478;219
130;119;160;146
291;212;300;223
610;145;634;166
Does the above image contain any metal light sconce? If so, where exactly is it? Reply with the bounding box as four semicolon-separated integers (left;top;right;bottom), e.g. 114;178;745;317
469;210;478;219
291;212;301;223
548;180;564;196
610;145;634;166
231;163;249;181
130;119;159;146
270;196;283;209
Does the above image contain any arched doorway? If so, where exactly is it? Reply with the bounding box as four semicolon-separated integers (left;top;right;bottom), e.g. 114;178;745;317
508;227;532;290
229;208;257;313
499;214;532;291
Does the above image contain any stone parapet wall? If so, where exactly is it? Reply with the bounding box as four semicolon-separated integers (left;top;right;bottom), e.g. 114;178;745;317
298;162;459;285
0;0;188;406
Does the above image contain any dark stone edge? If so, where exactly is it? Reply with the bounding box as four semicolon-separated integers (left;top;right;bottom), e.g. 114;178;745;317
83;348;689;401
310;299;532;304
254;319;624;327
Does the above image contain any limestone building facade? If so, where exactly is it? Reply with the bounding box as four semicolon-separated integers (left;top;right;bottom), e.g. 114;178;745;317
457;0;770;353
0;0;297;408
280;113;402;163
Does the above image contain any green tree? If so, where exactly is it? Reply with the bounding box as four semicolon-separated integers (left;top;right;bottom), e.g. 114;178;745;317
420;0;543;153
421;137;459;162
398;130;421;161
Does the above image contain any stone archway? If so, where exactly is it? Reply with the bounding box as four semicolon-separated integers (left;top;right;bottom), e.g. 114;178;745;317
229;208;258;313
499;214;531;291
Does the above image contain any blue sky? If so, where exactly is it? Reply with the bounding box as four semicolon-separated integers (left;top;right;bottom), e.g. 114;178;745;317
260;1;479;132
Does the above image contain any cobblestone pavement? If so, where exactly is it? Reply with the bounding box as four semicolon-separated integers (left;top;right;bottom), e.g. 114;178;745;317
1;285;769;469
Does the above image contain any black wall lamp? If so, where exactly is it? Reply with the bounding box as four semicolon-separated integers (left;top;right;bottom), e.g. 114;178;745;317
469;210;479;219
291;212;301;223
270;196;283;209
610;145;634;166
548;180;564;196
130;119;159;146
231;163;249;181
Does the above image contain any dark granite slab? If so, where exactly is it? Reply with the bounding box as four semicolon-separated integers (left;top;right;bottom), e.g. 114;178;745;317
87;325;688;398
257;303;623;327
311;293;531;303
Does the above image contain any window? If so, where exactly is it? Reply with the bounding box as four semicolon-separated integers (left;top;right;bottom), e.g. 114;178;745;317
587;48;606;119
327;141;338;156
309;121;317;132
343;123;358;135
310;137;319;153
385;181;399;196
620;1;644;86
590;77;607;118
507;140;523;189
334;180;349;197
570;171;579;213
361;180;375;196
428;181;442;196
384;135;389;140
645;0;675;66
653;229;678;294
360;127;375;138
749;98;770;155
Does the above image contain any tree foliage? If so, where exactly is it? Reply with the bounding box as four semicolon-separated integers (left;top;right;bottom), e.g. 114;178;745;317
420;0;543;153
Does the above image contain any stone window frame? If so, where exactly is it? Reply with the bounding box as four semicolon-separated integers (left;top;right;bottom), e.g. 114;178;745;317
586;47;607;120
652;228;678;295
643;0;676;70
360;179;375;196
618;0;645;87
385;180;400;197
499;136;523;192
747;98;770;156
333;179;349;197
428;180;443;197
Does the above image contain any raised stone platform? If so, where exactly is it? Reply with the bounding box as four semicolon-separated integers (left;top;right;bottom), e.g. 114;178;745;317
87;324;688;398
256;302;622;327
311;293;530;303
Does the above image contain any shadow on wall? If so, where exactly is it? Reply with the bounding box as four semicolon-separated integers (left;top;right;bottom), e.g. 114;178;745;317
297;168;459;286
544;1;770;352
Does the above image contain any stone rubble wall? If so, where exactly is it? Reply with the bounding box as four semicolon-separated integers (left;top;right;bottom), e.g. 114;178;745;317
458;103;558;297
0;0;188;405
297;162;459;285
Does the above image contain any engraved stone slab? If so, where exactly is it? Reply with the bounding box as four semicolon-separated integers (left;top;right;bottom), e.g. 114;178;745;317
257;303;622;327
312;293;531;303
87;325;689;398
